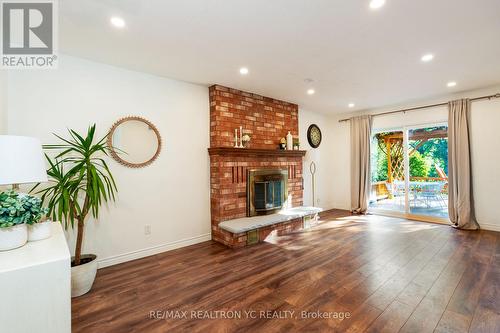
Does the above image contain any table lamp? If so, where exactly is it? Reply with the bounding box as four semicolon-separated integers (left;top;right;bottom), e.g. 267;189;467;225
0;135;48;188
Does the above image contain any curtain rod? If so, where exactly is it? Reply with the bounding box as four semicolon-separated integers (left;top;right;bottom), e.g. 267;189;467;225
338;93;500;122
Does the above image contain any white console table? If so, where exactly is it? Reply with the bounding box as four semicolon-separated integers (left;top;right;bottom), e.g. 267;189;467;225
0;223;71;333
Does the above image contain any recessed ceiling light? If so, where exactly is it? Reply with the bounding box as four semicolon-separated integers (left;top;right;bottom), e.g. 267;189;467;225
421;53;434;62
348;103;355;108
110;16;125;28
447;81;457;87
307;89;315;95
239;67;249;75
369;0;386;9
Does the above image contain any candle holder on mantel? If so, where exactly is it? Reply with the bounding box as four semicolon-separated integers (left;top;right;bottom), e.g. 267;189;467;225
234;128;239;148
238;126;244;148
234;126;247;148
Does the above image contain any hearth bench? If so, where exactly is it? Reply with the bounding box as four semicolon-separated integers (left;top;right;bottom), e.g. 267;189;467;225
217;207;322;247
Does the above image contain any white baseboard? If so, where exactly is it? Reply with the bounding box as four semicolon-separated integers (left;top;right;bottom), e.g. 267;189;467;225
319;202;337;211
328;202;351;211
480;223;500;232
97;233;212;269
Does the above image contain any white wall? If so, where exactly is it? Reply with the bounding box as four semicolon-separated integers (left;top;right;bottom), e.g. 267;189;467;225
0;70;6;134
6;55;211;267
329;85;500;231
299;109;335;210
329;115;351;210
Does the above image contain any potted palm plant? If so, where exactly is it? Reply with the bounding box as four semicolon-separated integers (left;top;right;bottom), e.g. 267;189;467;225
34;125;117;297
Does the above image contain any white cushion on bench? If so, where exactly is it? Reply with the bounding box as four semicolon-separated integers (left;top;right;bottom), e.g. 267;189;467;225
219;206;322;234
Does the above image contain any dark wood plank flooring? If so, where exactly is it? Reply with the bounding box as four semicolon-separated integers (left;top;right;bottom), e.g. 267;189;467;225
72;210;500;333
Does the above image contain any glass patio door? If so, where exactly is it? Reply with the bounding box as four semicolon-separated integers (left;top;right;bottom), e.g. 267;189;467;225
369;124;449;222
407;125;449;219
369;129;407;214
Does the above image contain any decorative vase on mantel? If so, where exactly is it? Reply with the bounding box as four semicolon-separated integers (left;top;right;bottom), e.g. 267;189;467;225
286;131;293;150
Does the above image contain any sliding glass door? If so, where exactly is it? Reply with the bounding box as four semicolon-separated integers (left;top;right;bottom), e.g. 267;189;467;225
369;124;449;222
370;129;406;214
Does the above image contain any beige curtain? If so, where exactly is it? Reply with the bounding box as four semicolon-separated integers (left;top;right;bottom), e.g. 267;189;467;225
448;99;479;230
350;115;372;214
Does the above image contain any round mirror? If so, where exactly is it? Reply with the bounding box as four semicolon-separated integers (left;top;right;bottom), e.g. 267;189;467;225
107;116;161;168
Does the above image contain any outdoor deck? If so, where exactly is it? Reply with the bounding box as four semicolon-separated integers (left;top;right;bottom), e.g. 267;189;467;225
371;195;449;218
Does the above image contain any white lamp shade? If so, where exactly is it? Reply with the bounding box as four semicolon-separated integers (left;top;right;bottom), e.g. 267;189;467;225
0;135;48;185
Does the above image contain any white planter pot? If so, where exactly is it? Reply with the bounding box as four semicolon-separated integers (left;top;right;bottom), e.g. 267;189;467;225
28;221;52;242
71;254;98;297
0;224;28;251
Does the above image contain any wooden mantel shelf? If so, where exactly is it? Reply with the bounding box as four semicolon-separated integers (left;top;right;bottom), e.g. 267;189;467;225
208;147;307;157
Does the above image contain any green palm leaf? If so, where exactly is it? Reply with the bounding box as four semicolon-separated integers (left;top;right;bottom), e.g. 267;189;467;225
32;124;117;266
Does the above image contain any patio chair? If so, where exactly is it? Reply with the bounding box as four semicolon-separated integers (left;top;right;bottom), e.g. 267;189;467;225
385;181;405;208
435;164;448;180
419;182;447;208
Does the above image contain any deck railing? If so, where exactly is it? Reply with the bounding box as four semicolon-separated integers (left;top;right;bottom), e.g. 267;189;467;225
372;177;449;199
409;177;447;182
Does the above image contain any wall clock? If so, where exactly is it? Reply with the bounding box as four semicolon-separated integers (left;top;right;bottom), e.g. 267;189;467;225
307;124;322;148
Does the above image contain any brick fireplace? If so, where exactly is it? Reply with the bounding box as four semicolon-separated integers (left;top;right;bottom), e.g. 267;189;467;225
208;85;306;247
209;85;298;149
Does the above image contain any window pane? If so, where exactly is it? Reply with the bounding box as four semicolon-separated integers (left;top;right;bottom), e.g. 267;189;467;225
369;130;406;212
408;126;448;218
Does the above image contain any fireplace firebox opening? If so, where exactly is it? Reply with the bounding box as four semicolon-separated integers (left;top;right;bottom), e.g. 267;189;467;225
247;169;288;217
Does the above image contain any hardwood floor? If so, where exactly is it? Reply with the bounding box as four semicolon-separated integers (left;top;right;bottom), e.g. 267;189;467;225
72;210;500;333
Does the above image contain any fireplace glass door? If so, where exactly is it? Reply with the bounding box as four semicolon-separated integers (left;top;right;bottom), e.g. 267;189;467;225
254;180;283;211
247;169;288;216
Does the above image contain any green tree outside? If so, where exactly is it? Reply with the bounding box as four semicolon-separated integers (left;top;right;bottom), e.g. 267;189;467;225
371;127;448;182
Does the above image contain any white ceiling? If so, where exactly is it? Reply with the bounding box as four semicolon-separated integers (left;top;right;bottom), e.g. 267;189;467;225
59;0;500;114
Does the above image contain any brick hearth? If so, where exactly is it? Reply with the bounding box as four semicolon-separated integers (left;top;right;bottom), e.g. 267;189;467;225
209;85;306;247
